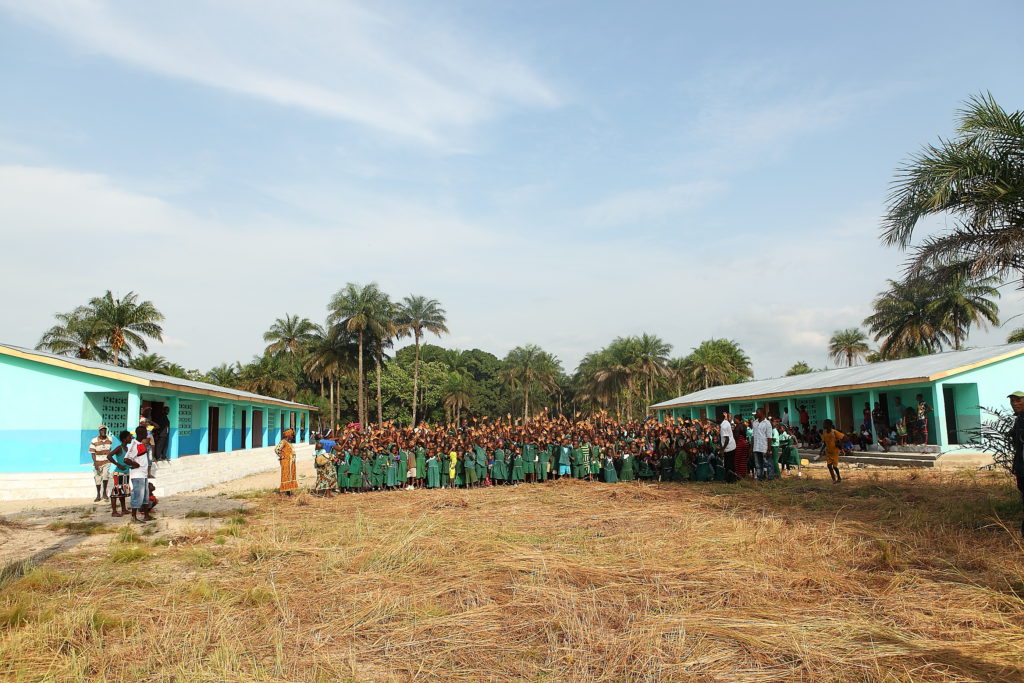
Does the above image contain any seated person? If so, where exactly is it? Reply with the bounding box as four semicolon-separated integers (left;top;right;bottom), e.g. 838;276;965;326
858;421;873;451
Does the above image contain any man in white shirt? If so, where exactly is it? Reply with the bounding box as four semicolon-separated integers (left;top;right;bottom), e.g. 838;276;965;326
752;409;773;480
720;411;737;481
124;426;154;522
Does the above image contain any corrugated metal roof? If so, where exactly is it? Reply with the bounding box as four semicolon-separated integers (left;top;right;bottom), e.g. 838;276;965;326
651;343;1024;409
0;343;314;409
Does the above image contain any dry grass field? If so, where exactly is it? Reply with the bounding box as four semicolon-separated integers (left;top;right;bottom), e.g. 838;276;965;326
1;469;1023;682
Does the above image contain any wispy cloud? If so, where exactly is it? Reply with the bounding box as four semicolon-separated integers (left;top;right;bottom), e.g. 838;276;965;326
580;180;723;227
0;0;559;145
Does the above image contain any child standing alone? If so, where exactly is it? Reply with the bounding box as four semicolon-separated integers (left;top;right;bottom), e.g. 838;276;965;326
819;419;845;483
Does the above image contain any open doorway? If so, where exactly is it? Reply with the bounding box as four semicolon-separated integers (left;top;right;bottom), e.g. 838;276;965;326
237;409;247;451
208;406;220;453
252;410;263;448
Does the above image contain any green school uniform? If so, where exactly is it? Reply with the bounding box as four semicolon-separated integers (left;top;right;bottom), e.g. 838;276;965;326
335;452;349;488
474;446;487;482
590;445;602;475
372;453;387;488
492;449;508;480
426;456;440;488
618;454;635;482
415;447;427;476
398;450;409;483
602;457;618;483
779;433;800;466
511;453;524;481
637;457;653;479
464;451;479;485
694;453;714;482
361;456;374;489
385;455;399;487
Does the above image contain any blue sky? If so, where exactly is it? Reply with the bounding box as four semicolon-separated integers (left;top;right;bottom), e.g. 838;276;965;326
1;0;1022;378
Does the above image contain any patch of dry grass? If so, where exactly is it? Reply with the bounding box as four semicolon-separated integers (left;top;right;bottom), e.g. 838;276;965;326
1;469;1023;681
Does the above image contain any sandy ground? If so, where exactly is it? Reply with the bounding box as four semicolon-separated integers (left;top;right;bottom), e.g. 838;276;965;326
0;460;317;572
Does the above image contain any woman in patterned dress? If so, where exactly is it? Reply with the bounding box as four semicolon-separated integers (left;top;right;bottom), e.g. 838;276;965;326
275;429;298;495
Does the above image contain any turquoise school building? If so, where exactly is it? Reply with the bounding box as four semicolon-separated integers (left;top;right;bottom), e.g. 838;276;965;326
650;343;1024;452
0;344;314;477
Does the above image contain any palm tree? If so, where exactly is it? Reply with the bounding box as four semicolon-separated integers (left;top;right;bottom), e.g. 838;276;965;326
327;283;391;426
394;295;449;426
864;279;950;359
1009;328;1024;343
88;291;164;365
925;268;1000;350
263;314;322;363
827;328;871;367
36;307;110;361
441;372;473;425
678;339;753;393
129;353;169;373
631;333;672;413
882;93;1024;287
500;344;561;421
237;354;298;399
205;363;241;388
304;325;358;429
785;361;813;376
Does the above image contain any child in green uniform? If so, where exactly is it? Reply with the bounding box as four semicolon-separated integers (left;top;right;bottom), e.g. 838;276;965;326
464;449;479;488
335;450;349;493
415;447;427;489
602;453;618;483
511;446;525;484
426;452;440;488
589;443;602;479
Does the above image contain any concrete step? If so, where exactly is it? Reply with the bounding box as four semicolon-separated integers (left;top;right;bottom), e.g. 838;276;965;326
796;449;937;468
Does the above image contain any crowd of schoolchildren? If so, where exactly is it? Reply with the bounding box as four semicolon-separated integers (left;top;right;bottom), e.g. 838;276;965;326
304;409;829;496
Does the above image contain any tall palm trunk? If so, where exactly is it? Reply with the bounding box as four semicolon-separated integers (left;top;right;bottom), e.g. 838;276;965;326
357;332;365;426
328;377;335;435
411;329;422;426
375;347;384;425
523;386;530;422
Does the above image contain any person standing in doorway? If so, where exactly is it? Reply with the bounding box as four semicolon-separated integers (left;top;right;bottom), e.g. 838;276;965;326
914;394;933;446
1007;390;1024;537
89;425;112;502
798;405;810;434
154;406;171;461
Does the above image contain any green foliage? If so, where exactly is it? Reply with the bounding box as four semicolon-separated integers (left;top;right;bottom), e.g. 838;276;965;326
675;339;752;394
827;328;871;367
864;266;999;359
785;361;813;376
882;93;1024;287
1009;328;1024;344
36;290;163;365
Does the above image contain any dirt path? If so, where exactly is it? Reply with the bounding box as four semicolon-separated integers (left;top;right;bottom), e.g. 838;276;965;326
0;459;316;573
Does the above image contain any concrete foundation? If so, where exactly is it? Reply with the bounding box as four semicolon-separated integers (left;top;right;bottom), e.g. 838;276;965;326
0;444;313;501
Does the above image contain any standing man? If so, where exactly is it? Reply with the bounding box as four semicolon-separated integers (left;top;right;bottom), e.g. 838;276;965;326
124;426;154;522
89;425;112;502
914;394;933;446
871;402;887;445
154;406;171;461
798;405;810;434
719;410;736;480
1008;391;1024;537
752;409;772;480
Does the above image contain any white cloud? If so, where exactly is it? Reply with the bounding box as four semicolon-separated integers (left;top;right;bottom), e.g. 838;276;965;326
0;0;558;145
580;180;724;227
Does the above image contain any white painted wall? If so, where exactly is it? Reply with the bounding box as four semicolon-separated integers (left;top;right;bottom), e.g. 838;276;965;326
0;444;313;501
